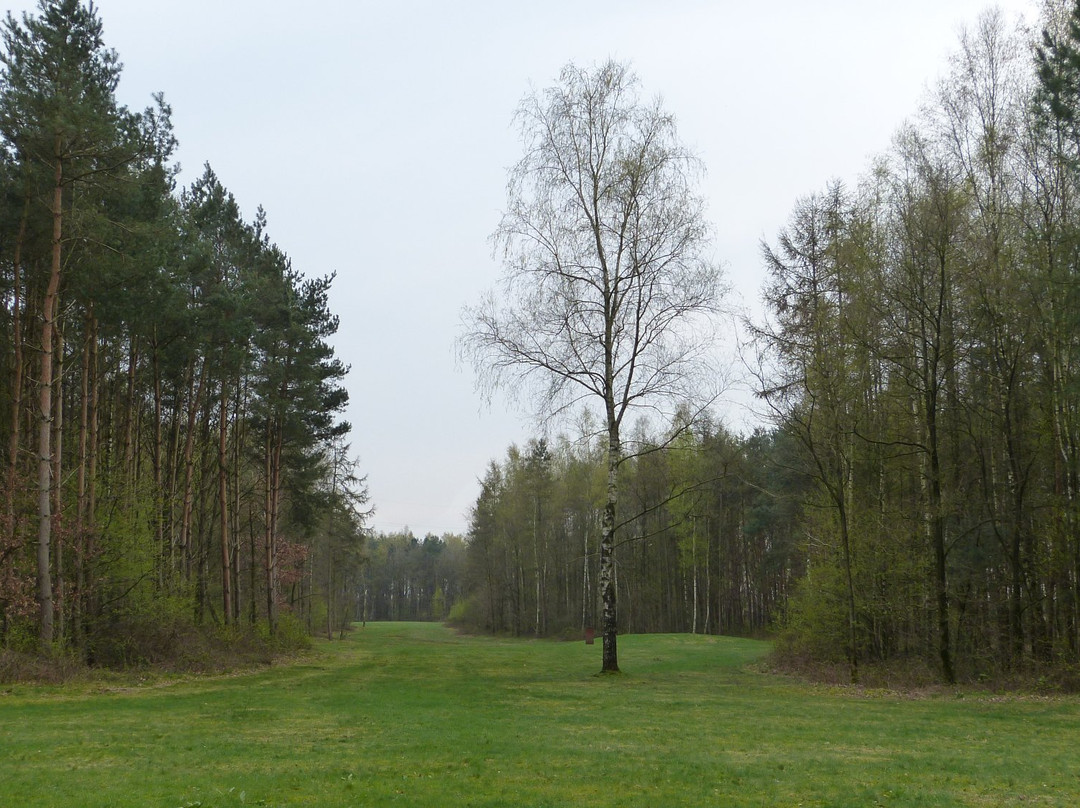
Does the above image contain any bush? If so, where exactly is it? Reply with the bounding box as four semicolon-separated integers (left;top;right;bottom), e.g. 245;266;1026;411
0;589;313;682
0;648;82;685
82;596;309;674
445;595;491;632
1;616;39;655
268;612;312;654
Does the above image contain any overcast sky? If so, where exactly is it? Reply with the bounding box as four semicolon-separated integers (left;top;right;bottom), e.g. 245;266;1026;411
7;0;1041;535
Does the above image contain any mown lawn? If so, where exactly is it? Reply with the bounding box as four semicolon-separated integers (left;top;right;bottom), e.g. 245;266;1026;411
1;622;1077;807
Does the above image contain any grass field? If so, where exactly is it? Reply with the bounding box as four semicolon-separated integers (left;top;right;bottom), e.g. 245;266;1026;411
1;622;1078;807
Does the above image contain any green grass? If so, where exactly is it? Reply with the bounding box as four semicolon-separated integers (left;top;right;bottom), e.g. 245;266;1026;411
1;623;1078;807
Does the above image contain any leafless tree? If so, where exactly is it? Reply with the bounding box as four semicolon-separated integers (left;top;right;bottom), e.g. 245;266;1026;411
462;60;722;672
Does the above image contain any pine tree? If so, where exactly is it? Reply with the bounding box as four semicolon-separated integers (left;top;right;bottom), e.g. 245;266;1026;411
0;0;140;647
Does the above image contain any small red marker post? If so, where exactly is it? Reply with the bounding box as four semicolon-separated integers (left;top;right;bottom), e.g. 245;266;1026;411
585;627;595;645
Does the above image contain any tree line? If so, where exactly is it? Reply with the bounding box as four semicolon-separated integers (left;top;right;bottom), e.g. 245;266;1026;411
13;0;1080;689
360;531;467;624
449;427;801;641
452;3;1080;685
752;4;1080;684
0;0;367;664
359;427;801;644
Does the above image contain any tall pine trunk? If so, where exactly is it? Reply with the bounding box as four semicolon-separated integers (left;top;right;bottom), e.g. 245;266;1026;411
52;328;65;643
6;194;29;538
75;309;94;650
264;423;282;635
37;144;64;648
230;379;245;623
179;362;206;581
218;385;232;624
151;340;165;587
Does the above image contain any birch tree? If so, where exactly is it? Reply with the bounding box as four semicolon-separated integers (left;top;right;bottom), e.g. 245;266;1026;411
462;60;721;673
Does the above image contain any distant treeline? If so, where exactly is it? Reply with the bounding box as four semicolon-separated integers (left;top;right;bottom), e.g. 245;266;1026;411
432;426;797;640
360;427;798;640
360;532;467;623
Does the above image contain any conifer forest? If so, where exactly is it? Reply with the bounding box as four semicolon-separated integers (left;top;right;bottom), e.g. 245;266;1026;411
0;0;366;665
4;0;1080;687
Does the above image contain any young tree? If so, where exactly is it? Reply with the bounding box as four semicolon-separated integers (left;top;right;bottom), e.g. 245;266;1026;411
756;185;867;682
462;60;722;672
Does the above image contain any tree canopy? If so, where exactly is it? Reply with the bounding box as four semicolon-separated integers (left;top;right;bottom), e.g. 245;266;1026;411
0;0;366;663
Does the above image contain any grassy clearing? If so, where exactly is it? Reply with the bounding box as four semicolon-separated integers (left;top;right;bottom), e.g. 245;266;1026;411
1;623;1078;807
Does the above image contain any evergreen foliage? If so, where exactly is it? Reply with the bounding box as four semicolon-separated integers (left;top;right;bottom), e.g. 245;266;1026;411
0;1;365;664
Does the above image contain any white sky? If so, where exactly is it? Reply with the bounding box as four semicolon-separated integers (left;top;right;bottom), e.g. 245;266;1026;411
7;0;1041;535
